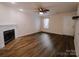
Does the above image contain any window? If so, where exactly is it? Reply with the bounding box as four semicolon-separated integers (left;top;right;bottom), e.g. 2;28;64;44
43;18;49;29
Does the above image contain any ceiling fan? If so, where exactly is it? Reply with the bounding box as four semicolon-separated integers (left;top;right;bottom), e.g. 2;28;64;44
38;7;49;13
37;7;50;15
23;5;53;15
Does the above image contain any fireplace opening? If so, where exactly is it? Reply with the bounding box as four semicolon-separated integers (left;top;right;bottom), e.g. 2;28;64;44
3;29;15;44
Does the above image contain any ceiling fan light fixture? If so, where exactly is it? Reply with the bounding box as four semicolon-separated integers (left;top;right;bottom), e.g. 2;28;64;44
39;12;44;15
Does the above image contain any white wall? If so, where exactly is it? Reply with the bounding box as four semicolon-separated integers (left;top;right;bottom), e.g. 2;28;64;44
0;4;40;37
40;11;76;36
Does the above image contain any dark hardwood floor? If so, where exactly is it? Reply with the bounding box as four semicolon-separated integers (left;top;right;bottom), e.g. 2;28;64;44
0;32;76;57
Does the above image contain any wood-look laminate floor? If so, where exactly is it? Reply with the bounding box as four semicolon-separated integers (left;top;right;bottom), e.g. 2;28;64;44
0;32;76;57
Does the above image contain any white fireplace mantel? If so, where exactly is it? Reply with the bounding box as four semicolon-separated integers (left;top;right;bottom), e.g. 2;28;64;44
0;24;17;48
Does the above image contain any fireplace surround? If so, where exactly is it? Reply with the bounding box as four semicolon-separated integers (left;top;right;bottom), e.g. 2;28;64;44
0;24;17;48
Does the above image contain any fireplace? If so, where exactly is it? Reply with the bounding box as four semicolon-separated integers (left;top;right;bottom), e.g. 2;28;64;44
3;29;15;44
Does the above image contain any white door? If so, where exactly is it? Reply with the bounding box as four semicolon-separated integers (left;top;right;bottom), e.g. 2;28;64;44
74;19;79;56
63;16;75;36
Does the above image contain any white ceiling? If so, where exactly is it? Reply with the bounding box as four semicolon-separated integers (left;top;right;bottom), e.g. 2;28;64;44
1;2;78;14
